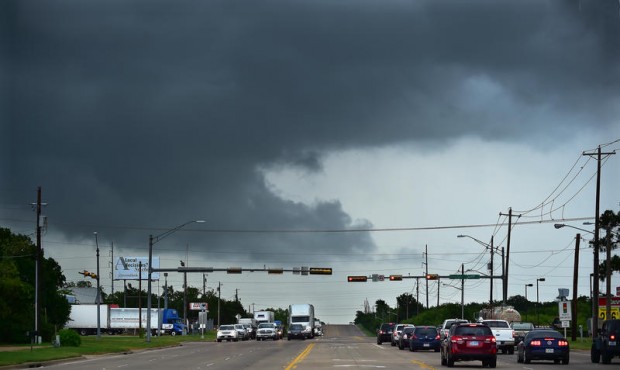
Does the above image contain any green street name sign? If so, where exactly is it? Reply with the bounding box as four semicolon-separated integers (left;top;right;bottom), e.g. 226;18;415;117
449;274;480;279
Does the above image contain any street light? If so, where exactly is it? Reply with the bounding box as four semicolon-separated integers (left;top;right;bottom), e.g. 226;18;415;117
554;223;593;234
458;235;504;304
536;278;545;325
146;220;205;342
524;283;533;301
524;283;533;321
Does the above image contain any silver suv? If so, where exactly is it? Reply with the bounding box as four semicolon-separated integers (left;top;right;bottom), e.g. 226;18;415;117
391;324;414;346
440;318;469;339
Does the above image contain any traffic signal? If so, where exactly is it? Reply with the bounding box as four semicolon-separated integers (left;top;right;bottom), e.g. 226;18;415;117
389;275;402;281
426;274;439;280
309;267;333;275
267;268;284;274
227;267;242;274
347;275;368;282
78;271;97;279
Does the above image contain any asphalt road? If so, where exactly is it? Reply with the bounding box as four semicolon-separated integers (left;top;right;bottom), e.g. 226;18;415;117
45;325;598;369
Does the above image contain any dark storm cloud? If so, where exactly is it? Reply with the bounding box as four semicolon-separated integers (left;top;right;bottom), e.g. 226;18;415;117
3;0;618;262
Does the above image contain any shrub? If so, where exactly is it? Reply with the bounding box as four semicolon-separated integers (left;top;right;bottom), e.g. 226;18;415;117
59;329;81;347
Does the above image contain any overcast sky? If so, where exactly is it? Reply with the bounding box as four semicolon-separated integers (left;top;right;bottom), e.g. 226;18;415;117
2;0;620;324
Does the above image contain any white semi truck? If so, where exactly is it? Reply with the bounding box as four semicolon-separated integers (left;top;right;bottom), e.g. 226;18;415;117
65;304;186;336
288;304;315;339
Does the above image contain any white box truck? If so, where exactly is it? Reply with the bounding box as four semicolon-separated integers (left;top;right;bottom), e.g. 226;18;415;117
253;310;274;324
288;304;315;339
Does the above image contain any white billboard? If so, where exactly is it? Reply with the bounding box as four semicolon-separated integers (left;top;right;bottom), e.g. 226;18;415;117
113;256;160;281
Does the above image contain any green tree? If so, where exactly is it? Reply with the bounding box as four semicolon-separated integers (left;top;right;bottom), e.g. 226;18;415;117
396;293;424;321
0;227;70;343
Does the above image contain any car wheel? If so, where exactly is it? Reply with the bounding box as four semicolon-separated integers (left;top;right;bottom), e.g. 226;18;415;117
447;354;454;368
488;358;497;368
217;339;221;342
562;356;569;365
377;339;382;345
591;343;601;363
508;346;514;355
170;331;176;336
603;350;612;364
391;341;396;347
554;359;560;364
524;351;531;364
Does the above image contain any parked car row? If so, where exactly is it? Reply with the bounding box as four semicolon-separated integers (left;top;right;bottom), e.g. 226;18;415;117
377;319;572;367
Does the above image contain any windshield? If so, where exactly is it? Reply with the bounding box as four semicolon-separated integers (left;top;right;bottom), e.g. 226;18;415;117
512;323;534;330
484;320;509;328
415;327;438;336
291;316;310;323
219;325;234;330
258;323;275;329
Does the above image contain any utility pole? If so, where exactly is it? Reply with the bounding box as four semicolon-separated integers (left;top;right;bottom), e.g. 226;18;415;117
138;261;142;334
95;232;101;339
489;236;494;307
34;186;42;344
235;289;239;302
583;145;615;338
499;207;520;304
425;245;429;309
110;242;114;296
461;263;465;319
572;234;580;341
415;278;420;315
217;282;221;327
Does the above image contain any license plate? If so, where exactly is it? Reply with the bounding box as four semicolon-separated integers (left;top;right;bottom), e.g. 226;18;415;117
610;342;617;346
423;343;430;347
545;348;554;353
468;341;479;346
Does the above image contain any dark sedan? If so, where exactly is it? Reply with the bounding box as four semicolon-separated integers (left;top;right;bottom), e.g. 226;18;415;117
287;324;307;340
409;326;440;352
517;329;569;365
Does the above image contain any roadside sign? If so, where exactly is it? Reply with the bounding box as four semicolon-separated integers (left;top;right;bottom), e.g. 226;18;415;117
561;320;570;328
558;301;571;321
190;302;208;311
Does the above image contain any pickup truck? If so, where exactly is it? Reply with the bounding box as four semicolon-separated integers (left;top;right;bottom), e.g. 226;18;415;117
511;322;535;346
481;319;515;354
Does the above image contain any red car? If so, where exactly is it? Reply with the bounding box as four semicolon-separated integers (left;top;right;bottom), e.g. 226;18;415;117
441;323;497;368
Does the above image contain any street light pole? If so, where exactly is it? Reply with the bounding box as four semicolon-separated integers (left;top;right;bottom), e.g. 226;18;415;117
536;278;545;325
525;284;533;301
146;220;204;342
525;283;533;321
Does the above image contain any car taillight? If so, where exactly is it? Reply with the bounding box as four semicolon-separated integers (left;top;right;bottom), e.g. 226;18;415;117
484;337;496;344
558;340;569;346
451;335;464;344
611;334;616;341
435;334;441;340
531;340;541;346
